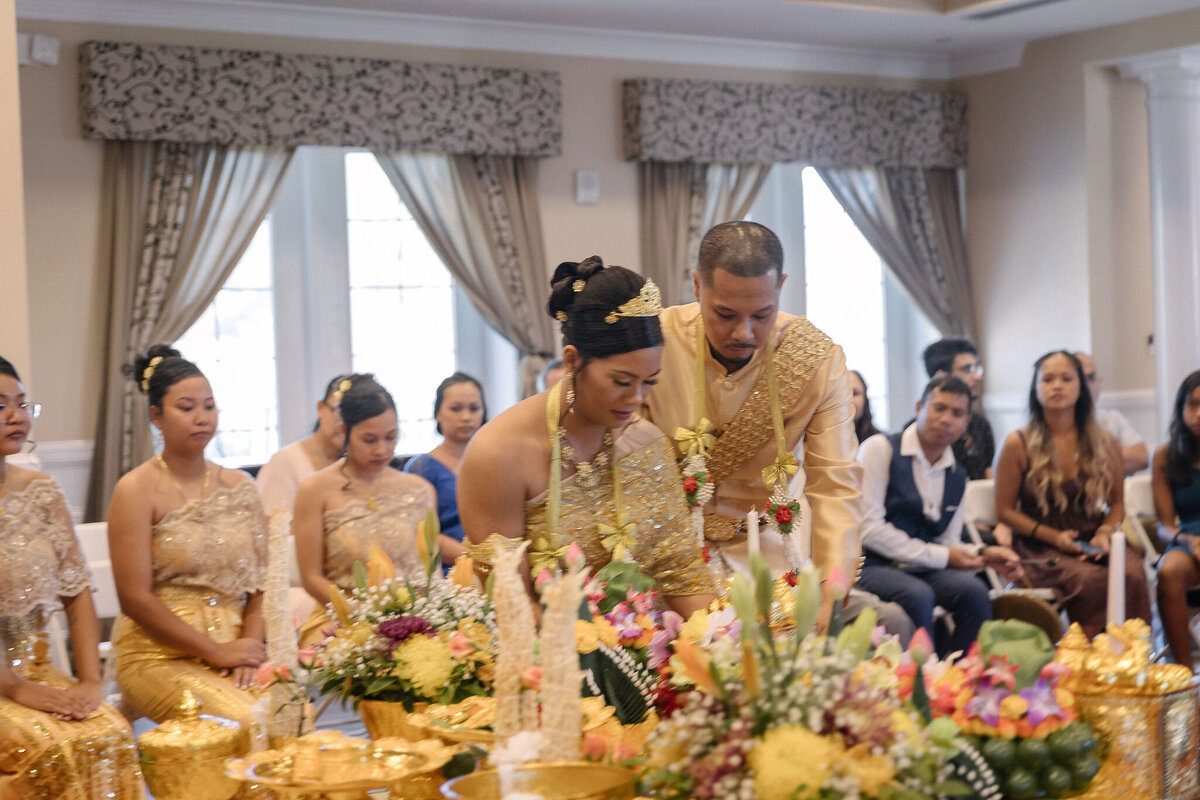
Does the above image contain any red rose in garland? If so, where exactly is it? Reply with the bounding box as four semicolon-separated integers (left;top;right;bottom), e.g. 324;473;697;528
767;499;801;534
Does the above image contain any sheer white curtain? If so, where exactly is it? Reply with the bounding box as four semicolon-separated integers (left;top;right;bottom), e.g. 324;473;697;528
638;162;772;305
815;166;976;340
372;151;556;396
87;141;294;518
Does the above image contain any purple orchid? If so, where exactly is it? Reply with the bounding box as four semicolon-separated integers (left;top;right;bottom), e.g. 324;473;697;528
1019;679;1064;726
965;684;1007;727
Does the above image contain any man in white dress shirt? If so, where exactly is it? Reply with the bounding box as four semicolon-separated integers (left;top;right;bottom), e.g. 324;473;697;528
856;375;1020;656
1074;352;1149;475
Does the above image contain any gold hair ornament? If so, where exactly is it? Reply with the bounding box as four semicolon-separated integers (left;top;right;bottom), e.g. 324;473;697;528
572;279;586;293
556;311;568;323
328;377;353;408
140;356;164;392
604;278;663;324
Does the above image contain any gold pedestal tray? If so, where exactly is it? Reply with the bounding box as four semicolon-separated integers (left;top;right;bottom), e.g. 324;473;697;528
139;689;250;800
440;761;635;800
224;730;459;799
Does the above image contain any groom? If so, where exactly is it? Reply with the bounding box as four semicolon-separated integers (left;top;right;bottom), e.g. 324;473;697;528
644;222;897;634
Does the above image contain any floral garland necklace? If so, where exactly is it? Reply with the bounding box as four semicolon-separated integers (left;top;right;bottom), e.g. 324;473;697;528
538;381;637;575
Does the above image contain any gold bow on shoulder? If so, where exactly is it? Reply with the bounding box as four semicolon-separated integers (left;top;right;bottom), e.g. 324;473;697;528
598;520;639;562
530;533;567;577
761;452;798;490
674;419;716;458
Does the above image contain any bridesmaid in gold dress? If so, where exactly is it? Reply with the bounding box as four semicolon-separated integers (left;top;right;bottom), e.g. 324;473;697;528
459;258;715;616
0;356;142;799
292;375;436;646
107;344;269;729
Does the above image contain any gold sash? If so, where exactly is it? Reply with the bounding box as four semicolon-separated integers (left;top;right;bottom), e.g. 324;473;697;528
704;318;833;484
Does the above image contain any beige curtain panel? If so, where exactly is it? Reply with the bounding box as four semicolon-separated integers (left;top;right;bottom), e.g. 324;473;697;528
816;166;977;342
80;41;562;157
87;141;293;519
623;78;966;169
638;162;772;306
372;151;557;397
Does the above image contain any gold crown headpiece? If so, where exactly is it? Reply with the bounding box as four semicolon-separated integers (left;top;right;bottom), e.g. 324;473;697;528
140;356;164;393
605;279;662;324
328;377;354;408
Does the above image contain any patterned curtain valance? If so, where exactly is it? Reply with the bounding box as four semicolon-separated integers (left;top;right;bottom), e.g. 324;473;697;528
623;78;966;168
80;41;562;157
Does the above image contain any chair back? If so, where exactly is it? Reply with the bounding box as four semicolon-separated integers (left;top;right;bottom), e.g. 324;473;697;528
962;479;996;528
74;521;120;620
1125;474;1155;520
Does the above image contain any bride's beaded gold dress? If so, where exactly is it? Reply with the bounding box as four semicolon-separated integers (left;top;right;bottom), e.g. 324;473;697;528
470;419;714;598
113;480;268;729
297;487;433;646
0;479;142;799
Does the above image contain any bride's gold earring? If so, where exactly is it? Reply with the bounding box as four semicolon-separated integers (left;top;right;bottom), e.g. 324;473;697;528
565;369;575;412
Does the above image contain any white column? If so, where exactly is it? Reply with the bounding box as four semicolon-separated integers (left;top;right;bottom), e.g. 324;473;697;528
1119;48;1200;434
0;1;32;375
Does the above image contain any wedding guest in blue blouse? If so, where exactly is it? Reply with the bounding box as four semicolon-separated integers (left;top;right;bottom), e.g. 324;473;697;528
404;373;487;567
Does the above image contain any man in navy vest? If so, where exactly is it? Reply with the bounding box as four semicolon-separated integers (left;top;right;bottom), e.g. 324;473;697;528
856;375;1021;656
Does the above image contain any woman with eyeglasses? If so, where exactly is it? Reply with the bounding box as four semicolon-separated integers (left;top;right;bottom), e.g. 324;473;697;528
0;356;143;798
107;344;271;729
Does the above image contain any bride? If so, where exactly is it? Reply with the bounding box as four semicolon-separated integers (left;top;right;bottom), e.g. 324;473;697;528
459;257;715;616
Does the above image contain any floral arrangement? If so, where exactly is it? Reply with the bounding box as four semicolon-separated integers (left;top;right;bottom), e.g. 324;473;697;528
898;621;1101;799
253;647;318;739
309;515;496;710
575;560;668;724
640;557;983;800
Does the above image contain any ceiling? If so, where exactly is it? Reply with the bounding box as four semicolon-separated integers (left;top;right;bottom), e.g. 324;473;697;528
18;0;1200;79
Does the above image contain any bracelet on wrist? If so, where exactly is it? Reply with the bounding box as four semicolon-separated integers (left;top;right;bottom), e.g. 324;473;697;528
1030;522;1042;541
1172;531;1191;548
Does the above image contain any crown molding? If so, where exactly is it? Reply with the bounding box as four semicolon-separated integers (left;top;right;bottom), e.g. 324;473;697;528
16;0;957;80
949;42;1026;78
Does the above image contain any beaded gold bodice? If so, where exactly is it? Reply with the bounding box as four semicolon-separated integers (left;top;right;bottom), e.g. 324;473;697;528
522;425;714;597
151;480;267;602
0;479;92;619
322;488;431;590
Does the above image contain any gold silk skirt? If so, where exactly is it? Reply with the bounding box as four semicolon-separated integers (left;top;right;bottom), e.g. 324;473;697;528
113;586;265;730
297;603;338;649
0;610;143;800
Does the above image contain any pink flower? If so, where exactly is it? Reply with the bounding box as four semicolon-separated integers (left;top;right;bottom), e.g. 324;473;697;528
582;732;609;760
908;628;934;666
521;666;543;691
274;663;293;682
566;542;587;571
825;564;849;601
254;661;278;688
447;632;473;659
613;741;639;761
296;647;317;669
535;568;553;591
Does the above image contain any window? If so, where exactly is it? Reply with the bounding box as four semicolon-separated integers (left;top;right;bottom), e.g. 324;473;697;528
750;164;938;431
176;221;279;465
179;148;518;466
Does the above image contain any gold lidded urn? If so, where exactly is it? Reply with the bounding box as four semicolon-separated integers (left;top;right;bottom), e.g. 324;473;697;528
138;689;250;800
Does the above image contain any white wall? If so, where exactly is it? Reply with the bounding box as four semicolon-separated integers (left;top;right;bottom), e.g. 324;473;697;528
1;1;31;376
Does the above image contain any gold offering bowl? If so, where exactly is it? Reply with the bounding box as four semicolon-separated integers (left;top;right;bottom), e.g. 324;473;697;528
224;730;459;800
408;696;616;745
440;761;635;800
138;689;250;800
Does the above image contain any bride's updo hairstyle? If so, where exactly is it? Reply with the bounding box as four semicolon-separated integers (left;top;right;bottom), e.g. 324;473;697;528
127;343;204;409
338;374;397;440
547;256;662;366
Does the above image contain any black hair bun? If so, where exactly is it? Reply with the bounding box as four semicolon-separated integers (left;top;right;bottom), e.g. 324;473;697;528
548;256;605;319
126;343;183;387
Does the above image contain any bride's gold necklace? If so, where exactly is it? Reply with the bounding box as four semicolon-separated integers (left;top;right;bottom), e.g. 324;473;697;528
556;426;614;490
156;454;212;518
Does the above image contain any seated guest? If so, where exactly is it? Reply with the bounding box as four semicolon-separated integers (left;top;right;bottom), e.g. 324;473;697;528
850;369;883;443
1074;353;1149;474
1153;370;1200;665
257;373;357;517
857;375;1020;656
404;372;487;567
108;345;269;729
292;376;436;645
994;350;1151;638
1;356;142;798
923;338;994;480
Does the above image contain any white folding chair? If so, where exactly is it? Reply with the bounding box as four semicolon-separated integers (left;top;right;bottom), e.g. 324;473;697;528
962;479;1066;640
75;522;121;688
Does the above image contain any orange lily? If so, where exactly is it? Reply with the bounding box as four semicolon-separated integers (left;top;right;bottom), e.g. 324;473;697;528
329;584;353;627
674;637;718;695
